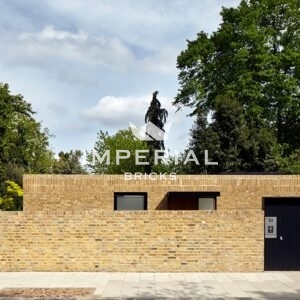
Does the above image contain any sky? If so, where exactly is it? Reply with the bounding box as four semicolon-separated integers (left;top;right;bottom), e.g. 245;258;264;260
0;0;239;158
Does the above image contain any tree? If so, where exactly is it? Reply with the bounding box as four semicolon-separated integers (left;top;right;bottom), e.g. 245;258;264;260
86;128;148;174
174;0;299;172
0;180;23;211
0;83;53;194
189;110;220;174
277;149;300;174
189;94;279;173
52;150;86;174
144;91;168;173
189;95;247;173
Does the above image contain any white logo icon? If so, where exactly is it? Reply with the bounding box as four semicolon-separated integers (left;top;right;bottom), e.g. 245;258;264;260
129;121;172;141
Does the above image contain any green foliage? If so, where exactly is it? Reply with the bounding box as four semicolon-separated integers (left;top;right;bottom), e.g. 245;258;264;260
87;128;148;174
0;180;23;211
151;152;190;174
52;150;86;174
277;149;300;173
189;94;281;173
4;114;53;174
0;82;53;194
174;0;300;173
188;110;220;174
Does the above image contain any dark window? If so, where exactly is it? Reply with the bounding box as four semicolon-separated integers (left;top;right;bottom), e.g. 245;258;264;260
114;193;147;210
167;192;219;210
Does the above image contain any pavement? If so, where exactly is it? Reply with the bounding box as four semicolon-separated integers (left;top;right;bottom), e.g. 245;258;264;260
0;272;300;299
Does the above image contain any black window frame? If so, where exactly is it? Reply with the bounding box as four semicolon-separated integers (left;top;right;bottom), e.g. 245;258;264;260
114;192;148;211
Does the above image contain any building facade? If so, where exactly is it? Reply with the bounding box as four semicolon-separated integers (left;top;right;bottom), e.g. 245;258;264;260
0;174;299;272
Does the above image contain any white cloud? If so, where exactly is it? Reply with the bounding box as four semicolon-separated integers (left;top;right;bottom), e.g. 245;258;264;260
1;25;179;77
82;92;180;124
2;26;134;71
20;26;88;41
43;0;240;50
82;95;150;126
0;0;240;154
81;93;193;153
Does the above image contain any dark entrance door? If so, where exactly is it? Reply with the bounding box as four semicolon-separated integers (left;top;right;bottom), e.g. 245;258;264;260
264;198;300;270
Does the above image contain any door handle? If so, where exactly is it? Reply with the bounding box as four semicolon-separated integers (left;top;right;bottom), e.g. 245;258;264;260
280;236;283;240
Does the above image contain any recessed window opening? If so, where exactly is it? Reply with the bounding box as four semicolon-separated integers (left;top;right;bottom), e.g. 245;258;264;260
167;192;219;210
114;193;147;210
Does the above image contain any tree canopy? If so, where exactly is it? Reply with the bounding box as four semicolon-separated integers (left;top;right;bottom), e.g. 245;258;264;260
0;83;53;191
174;0;300;173
87;128;148;174
0;180;23;211
52;150;86;174
0;83;56;209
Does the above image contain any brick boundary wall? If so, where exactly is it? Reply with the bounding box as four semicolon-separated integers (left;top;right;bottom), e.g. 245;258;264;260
0;210;263;272
23;175;300;211
1;174;299;272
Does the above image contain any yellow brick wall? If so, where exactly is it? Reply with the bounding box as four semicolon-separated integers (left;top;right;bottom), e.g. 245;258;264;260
23;174;300;211
0;210;263;272
0;174;298;272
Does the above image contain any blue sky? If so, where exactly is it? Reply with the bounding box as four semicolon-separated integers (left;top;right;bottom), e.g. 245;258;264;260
0;0;239;157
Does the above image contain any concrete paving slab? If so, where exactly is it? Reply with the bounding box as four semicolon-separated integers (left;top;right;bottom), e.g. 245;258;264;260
243;273;264;283
267;280;298;294
109;272;126;280
214;273;233;283
100;279;123;298
183;272;201;282
92;272;111;285
236;280;259;292
94;285;106;296
120;281;140;298
244;291;267;299
256;272;276;281
252;281;279;296
42;272;69;288
203;281;228;298
0;272;300;299
184;282;210;298
54;273;82;287
282;281;300;293
169;273;186;281
286;272;300;281
138;280;156;299
172;281;208;298
170;279;186;285
140;272;155;281
276;272;295;282
124;272;140;282
155;273;171;283
197;272;215;281
270;272;295;283
156;282;175;298
221;282;249;298
226;272;246;281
